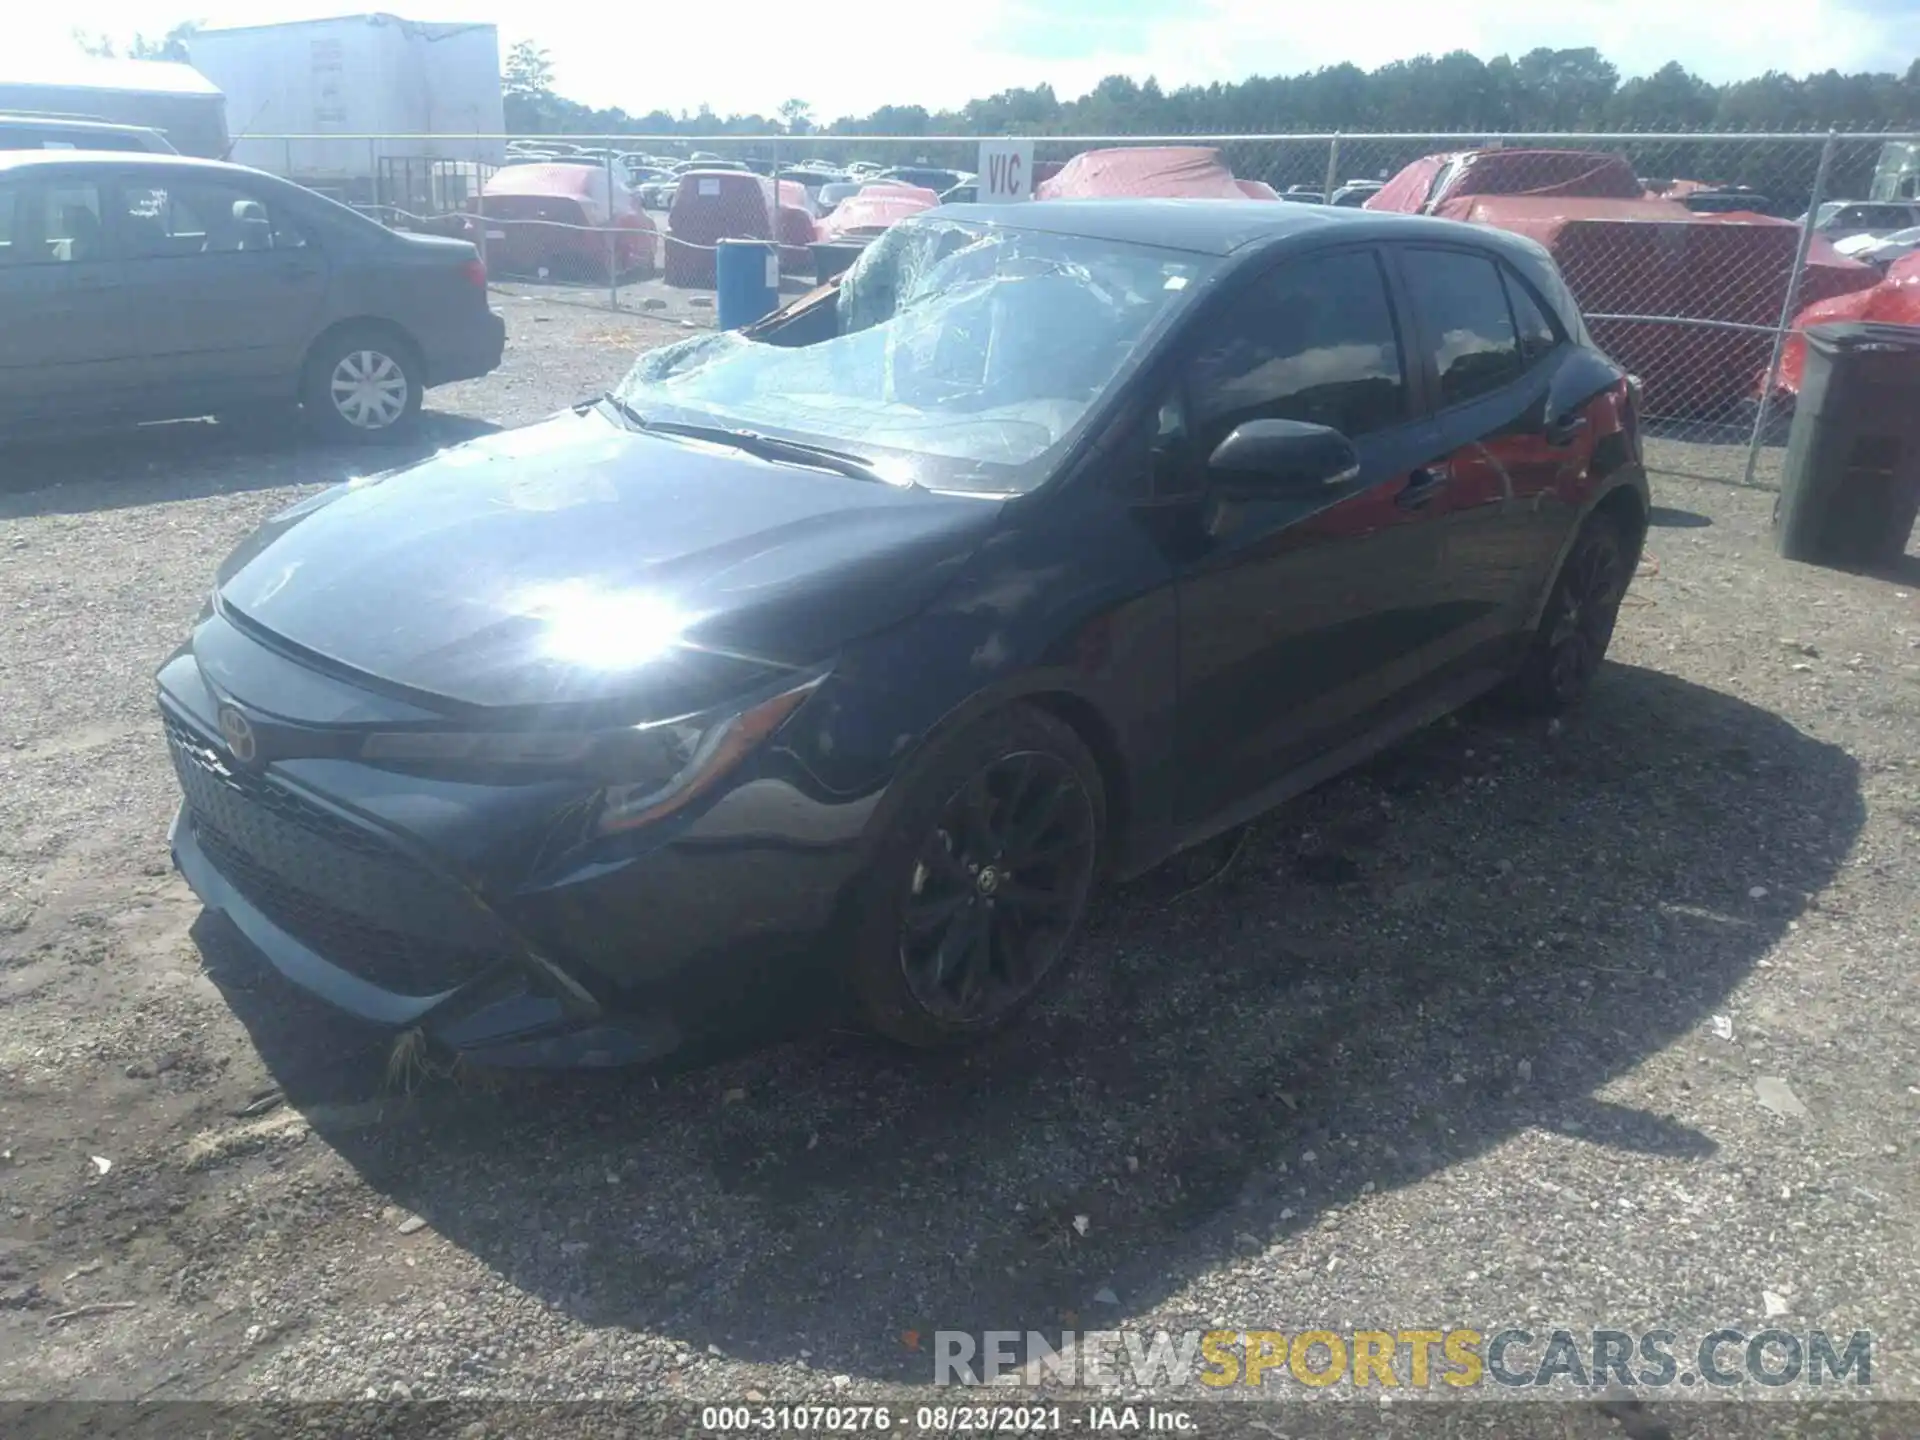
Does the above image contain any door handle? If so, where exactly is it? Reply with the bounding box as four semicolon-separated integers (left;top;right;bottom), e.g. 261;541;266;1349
1395;466;1449;510
1544;412;1589;447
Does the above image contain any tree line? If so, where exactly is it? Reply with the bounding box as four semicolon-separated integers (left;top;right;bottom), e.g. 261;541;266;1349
504;41;1920;140
502;42;1919;205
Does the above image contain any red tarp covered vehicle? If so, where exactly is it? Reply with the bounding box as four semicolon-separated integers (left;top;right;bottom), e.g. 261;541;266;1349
1456;195;1874;415
1367;149;1878;416
1036;146;1281;202
1773;251;1920;395
815;181;939;242
469;163;656;282
664;170;817;288
1366;148;1645;217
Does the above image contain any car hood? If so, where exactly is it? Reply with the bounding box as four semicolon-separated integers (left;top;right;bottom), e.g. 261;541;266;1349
213;408;1003;715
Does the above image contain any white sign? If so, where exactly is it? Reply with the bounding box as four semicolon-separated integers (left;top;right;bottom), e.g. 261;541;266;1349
698;178;720;196
978;139;1035;203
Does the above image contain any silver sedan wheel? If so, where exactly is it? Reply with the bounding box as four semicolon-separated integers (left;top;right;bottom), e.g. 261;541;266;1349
328;349;409;430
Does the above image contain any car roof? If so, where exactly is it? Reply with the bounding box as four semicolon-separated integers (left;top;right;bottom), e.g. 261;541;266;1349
0;150;260;179
930;198;1523;257
0;113;164;136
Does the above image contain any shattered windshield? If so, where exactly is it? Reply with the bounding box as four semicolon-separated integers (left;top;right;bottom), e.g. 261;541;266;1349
613;217;1213;492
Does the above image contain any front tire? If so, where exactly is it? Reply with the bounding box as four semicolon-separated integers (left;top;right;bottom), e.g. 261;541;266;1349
302;327;423;444
847;705;1105;1048
1501;510;1632;714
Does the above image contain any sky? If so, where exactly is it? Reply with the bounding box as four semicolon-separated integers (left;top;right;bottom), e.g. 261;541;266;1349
16;0;1920;122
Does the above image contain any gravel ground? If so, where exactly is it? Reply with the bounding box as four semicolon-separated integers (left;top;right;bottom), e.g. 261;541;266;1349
1;297;1916;1423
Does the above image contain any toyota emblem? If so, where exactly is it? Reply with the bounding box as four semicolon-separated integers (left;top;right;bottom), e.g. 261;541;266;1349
217;705;257;765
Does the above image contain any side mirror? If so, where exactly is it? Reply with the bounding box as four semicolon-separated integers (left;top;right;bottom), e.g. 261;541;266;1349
1207;419;1359;500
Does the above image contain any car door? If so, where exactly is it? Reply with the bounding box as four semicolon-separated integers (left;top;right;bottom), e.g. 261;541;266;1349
0;174;137;425
1168;245;1458;828
1389;244;1595;674
110;172;329;404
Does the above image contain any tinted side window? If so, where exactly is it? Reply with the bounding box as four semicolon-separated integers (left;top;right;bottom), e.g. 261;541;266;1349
0;182;108;265
1501;269;1560;367
1402;248;1523;406
119;181;307;259
1186;249;1407;445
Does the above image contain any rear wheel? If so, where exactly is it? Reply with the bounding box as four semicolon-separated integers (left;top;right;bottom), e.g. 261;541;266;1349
848;706;1104;1048
302;326;422;444
1501;511;1632;713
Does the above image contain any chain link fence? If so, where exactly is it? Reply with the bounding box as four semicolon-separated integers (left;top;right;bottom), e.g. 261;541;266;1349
255;129;1920;486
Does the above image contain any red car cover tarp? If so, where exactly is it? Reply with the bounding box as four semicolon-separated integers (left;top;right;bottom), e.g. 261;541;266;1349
1428;192;1876;415
483;163;605;201
1774;252;1920;394
1434;150;1643;216
472;163;655;279
1036;146;1277;201
1365;149;1644;217
1366;154;1447;214
816;182;939;242
665;169;815;286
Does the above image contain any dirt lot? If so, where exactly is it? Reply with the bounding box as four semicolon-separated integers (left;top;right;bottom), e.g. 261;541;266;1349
1;297;1917;1417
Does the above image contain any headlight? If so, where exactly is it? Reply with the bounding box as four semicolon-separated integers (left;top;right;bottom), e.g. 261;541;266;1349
356;674;823;829
595;674;824;834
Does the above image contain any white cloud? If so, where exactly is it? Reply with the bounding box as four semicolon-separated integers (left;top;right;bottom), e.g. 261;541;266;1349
1144;0;1918;94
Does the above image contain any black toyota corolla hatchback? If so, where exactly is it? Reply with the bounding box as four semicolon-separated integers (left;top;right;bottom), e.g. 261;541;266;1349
159;200;1648;1067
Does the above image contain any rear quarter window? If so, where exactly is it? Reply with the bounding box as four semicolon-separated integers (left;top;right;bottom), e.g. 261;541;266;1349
1401;247;1525;407
1500;268;1563;367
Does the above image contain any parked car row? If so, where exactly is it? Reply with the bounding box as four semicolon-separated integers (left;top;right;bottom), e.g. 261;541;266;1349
8;123;1901;447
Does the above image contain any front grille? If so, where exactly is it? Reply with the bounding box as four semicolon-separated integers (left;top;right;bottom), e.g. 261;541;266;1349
191;821;506;997
165;711;512;997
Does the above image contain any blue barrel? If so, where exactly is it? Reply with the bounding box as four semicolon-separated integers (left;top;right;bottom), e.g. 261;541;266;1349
715;239;779;328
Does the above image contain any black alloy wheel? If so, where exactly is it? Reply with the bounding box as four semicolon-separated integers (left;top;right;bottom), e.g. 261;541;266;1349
1505;513;1632;713
1542;522;1628;704
898;749;1098;1026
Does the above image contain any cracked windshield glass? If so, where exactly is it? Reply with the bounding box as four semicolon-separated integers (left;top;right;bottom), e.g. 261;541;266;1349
615;217;1210;489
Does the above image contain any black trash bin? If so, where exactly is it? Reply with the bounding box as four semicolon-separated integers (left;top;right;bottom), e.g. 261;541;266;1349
1775;321;1920;568
811;240;868;284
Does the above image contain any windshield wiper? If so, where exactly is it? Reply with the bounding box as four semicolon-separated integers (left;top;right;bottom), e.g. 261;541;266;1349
593;393;650;431
600;403;899;486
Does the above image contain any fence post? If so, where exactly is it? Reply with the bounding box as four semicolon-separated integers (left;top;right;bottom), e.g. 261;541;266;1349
606;151;619;312
475;163;489;280
1743;127;1837;489
1322;133;1341;201
369;138;381;220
